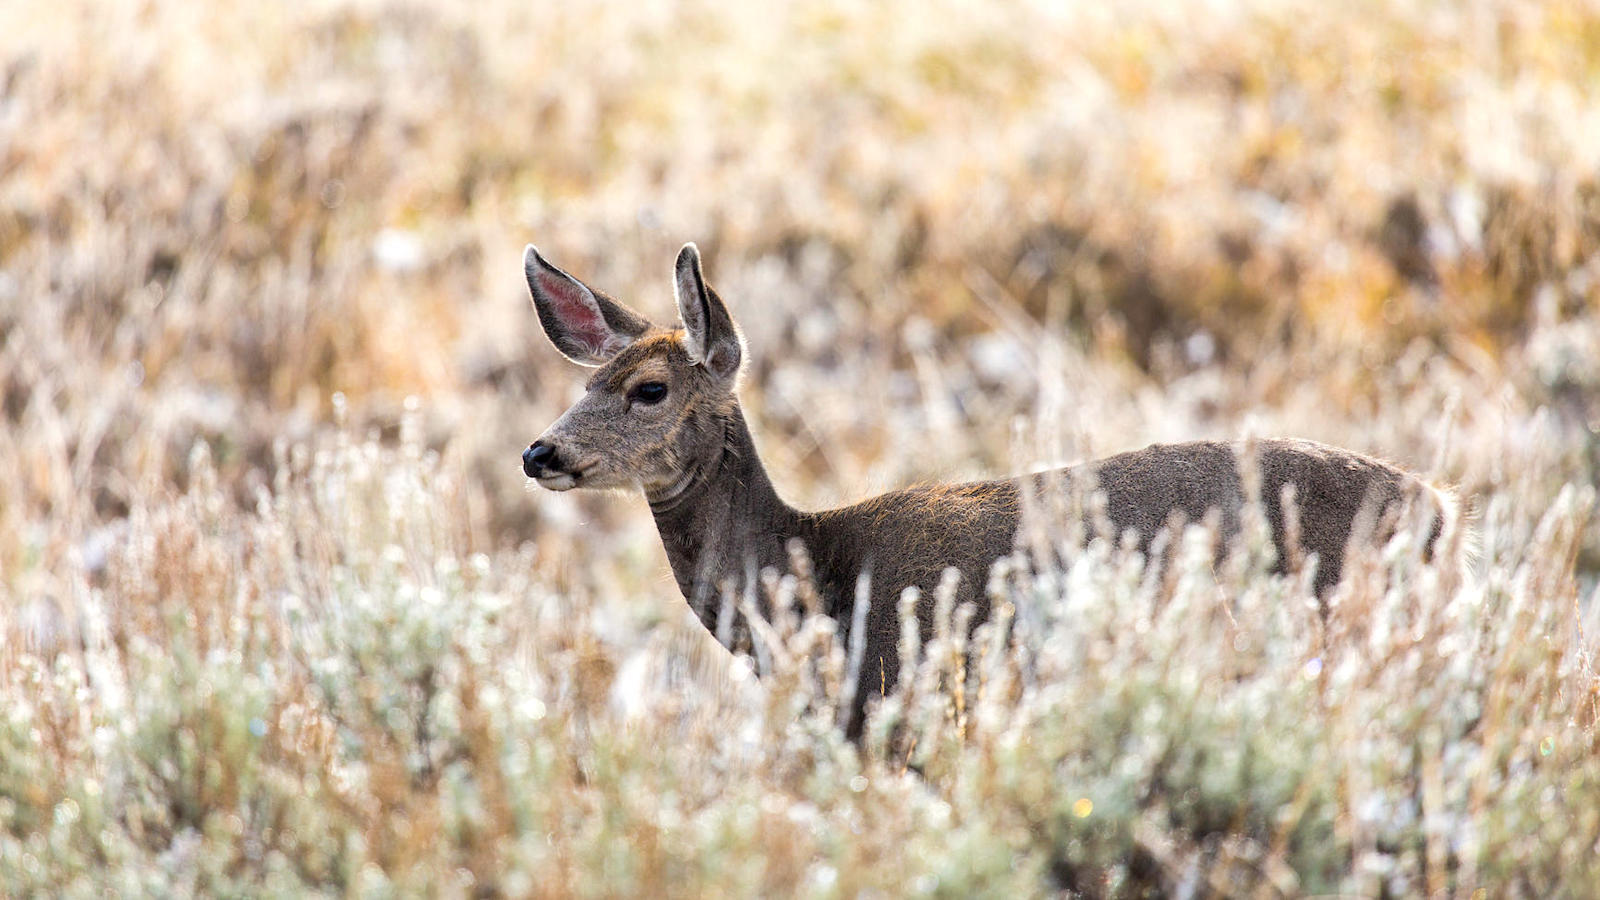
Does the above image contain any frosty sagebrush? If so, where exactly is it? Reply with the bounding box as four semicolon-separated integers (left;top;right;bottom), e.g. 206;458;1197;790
5;410;1596;897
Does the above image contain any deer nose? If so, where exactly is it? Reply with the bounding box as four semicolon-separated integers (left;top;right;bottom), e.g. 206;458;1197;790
523;441;558;477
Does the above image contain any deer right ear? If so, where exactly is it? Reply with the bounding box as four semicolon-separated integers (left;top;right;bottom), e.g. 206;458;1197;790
525;245;652;366
674;243;743;382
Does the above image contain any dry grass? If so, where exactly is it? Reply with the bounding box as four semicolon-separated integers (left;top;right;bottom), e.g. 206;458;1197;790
3;0;1600;895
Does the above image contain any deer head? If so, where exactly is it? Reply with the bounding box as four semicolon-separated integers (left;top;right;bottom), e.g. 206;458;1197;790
521;243;746;501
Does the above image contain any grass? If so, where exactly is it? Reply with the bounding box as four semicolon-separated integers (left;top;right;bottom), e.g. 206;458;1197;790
4;0;1600;895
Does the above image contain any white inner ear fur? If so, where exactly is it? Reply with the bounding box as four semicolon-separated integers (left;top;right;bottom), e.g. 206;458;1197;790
672;244;742;379
674;282;709;364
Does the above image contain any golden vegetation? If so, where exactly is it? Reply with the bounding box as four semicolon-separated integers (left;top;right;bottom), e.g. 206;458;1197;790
3;0;1599;894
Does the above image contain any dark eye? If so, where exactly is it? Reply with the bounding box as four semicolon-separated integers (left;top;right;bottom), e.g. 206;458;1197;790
631;382;668;405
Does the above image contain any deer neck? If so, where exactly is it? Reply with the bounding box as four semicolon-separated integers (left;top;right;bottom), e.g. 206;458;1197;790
646;404;802;635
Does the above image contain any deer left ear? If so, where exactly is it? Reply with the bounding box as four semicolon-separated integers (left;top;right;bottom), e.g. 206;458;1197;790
673;243;743;382
525;245;652;367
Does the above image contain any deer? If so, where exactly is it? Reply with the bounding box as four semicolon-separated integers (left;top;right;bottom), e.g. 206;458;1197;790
520;242;1453;735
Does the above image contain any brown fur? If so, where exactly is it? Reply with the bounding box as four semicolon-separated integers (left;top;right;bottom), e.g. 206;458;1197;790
523;243;1449;737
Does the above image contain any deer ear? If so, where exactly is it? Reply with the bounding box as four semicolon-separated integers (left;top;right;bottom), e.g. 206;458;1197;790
525;245;652;366
673;243;743;382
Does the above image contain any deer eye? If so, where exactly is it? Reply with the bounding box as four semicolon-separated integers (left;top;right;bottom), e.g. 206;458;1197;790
630;382;668;405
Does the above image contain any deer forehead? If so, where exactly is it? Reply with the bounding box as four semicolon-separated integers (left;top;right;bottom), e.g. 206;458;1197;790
587;330;692;392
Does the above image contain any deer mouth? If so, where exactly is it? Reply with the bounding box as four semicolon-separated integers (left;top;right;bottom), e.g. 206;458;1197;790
534;462;593;491
534;471;580;491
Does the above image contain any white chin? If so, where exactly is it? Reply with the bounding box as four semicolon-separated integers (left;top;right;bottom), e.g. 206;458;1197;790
535;473;579;491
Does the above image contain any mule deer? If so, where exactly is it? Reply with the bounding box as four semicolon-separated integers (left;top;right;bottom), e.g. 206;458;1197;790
521;243;1451;733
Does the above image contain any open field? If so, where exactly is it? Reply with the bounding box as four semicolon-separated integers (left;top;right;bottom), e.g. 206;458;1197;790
4;0;1600;894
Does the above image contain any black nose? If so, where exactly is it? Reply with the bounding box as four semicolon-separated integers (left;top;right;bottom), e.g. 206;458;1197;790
523;441;557;477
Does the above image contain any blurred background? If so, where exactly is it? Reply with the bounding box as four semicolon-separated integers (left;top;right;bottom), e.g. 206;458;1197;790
5;0;1600;587
6;1;1600;893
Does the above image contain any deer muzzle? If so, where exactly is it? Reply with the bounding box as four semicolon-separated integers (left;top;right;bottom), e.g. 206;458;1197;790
521;441;553;475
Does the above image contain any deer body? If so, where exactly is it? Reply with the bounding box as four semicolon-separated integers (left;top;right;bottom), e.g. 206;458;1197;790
522;243;1445;733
